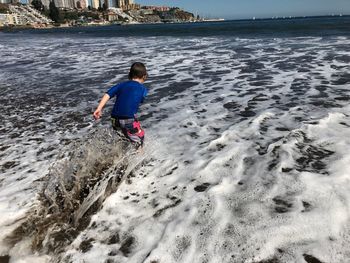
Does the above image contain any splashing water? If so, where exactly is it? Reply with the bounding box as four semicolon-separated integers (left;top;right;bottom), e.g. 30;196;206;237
4;128;146;256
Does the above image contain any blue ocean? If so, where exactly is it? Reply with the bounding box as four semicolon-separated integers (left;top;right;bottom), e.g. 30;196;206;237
1;17;350;263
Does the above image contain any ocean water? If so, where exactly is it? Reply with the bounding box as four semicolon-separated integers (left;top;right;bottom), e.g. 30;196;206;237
1;17;350;263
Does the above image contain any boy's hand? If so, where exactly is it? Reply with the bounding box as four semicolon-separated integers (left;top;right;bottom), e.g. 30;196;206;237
93;94;110;120
93;109;102;120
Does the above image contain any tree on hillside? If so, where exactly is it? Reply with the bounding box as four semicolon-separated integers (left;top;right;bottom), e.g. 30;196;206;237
63;10;79;21
49;0;60;22
31;0;44;12
0;4;9;14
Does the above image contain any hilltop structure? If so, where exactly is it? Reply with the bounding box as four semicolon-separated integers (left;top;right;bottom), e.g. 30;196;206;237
0;3;52;26
0;0;197;28
0;0;140;10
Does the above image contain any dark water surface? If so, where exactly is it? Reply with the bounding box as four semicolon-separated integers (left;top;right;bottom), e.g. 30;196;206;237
2;16;350;37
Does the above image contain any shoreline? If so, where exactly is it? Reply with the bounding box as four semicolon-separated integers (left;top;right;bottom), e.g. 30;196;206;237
0;19;226;31
1;15;349;33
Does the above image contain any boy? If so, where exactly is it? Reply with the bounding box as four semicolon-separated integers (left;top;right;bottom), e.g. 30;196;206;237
93;62;148;147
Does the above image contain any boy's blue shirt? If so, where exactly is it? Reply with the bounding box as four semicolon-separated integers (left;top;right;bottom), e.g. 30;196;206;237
106;80;148;118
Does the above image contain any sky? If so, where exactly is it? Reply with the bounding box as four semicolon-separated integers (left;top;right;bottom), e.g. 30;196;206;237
136;0;350;19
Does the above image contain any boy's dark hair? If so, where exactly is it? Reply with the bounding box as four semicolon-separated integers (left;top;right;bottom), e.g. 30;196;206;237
128;62;147;80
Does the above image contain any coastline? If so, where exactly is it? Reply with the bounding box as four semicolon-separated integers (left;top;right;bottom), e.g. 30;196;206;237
0;18;227;31
1;14;350;32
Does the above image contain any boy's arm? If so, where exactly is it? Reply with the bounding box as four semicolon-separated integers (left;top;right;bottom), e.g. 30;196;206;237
141;88;148;103
93;93;110;120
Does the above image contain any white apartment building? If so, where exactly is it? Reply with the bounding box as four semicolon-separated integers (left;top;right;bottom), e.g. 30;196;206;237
0;13;8;26
54;0;75;9
117;0;133;8
0;13;26;25
108;0;116;8
91;0;99;9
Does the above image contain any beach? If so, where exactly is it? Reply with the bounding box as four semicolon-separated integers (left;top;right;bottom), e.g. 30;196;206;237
0;17;350;263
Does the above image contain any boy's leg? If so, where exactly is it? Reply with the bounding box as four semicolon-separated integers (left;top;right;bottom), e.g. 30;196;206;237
125;120;145;148
111;117;128;140
111;117;118;130
112;118;145;147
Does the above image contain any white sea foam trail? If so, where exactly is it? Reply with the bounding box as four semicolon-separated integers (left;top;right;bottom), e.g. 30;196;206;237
57;107;350;263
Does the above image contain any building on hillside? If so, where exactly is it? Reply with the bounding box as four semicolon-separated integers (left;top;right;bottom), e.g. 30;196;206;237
0;13;9;26
122;3;139;10
68;0;75;8
86;0;92;8
0;13;26;25
107;0;116;8
117;0;133;6
102;0;109;8
59;0;83;9
54;0;73;8
7;4;53;24
116;0;138;10
6;0;138;10
106;11;117;21
91;0;99;9
76;0;86;9
142;6;170;12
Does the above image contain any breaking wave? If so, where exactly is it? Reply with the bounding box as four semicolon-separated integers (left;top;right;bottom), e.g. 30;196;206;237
5;129;146;257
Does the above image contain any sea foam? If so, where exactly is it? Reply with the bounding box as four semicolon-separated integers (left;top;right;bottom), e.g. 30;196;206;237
0;32;350;262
